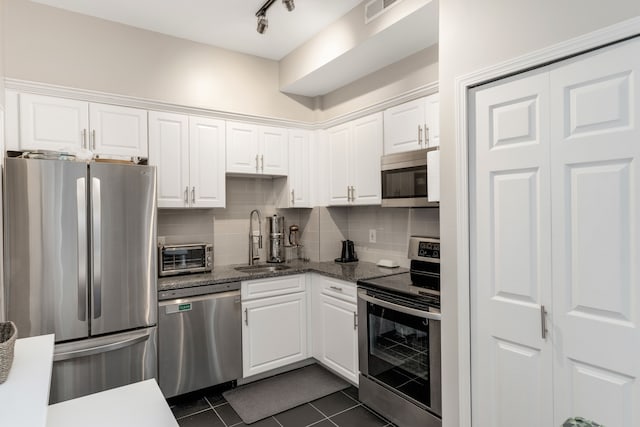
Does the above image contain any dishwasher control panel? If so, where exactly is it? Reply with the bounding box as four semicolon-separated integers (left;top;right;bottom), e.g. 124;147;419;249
158;281;241;301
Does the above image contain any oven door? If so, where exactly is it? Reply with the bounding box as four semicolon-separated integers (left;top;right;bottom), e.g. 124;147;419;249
357;289;441;416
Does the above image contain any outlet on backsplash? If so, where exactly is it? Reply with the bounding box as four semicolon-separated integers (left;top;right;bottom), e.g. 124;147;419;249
369;229;377;243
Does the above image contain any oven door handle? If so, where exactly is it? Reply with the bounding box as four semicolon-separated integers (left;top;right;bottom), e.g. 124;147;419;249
358;290;441;321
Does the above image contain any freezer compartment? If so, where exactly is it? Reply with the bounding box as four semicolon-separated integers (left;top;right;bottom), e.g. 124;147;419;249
159;288;242;398
50;327;157;404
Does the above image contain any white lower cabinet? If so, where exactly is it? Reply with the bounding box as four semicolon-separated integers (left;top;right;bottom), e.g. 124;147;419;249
241;276;308;378
240;273;359;383
311;275;358;384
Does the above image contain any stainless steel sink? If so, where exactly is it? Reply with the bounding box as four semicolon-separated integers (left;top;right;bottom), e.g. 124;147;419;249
234;264;291;274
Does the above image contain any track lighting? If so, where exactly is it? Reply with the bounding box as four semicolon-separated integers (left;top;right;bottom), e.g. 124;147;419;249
256;13;268;34
255;0;295;34
283;0;295;12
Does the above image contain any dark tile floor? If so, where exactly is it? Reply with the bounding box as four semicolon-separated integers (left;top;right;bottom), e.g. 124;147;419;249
168;383;394;427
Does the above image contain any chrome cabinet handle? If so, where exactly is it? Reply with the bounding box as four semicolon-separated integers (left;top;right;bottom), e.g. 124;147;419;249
91;129;96;150
353;312;357;330
184;186;189;204
329;285;343;292
291;189;295;205
255;155;259;172
91;177;102;319
191;186;195;204
76;177;87;322
425;124;430;147
541;305;548;339
261;155;264;172
82;129;88;149
418;125;423;146
244;308;249;325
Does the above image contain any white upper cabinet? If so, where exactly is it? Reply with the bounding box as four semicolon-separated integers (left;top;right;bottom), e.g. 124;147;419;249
226;121;288;176
278;129;313;208
89;103;148;158
188;117;226;208
149;112;189;208
327;112;383;206
351;113;383;205
19;93;89;152
149;111;226;208
383;93;439;154
15;93;148;158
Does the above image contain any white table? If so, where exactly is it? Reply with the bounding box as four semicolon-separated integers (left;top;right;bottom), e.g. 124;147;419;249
47;379;178;427
0;333;177;427
0;334;55;427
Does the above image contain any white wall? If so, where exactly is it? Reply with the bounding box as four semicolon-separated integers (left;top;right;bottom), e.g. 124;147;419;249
280;0;432;91
0;0;5;106
317;45;438;122
439;2;640;427
3;0;315;122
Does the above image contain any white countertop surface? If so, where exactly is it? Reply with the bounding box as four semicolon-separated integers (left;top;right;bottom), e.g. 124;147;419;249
47;379;178;427
0;334;55;427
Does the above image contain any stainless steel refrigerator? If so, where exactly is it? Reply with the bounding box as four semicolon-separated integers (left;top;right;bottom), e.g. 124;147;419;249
3;156;157;404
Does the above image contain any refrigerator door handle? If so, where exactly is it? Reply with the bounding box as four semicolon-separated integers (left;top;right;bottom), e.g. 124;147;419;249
76;178;87;322
53;330;151;362
91;177;102;319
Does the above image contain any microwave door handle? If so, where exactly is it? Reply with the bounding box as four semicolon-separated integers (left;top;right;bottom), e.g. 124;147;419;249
92;177;102;319
76;178;87;322
358;290;441;321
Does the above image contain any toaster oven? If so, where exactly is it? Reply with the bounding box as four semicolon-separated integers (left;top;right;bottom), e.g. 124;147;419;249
159;243;213;277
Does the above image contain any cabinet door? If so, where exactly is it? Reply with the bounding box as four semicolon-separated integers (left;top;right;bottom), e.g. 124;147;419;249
260;126;288;176
471;72;553;427
288;129;312;207
89;103;148;158
189;117;226;208
319;295;358;384
383;97;425;154
327;123;351;205
424;93;440;148
19;93;88;152
350;112;382;205
226;121;259;174
148;112;190;208
242;293;307;378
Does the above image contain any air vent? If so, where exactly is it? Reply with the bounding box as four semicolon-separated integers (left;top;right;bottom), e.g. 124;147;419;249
365;0;401;23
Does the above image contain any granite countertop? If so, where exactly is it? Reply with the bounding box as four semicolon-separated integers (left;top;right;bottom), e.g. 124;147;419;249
158;260;408;292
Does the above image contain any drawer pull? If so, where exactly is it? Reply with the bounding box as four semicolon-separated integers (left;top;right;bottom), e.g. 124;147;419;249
329;285;343;292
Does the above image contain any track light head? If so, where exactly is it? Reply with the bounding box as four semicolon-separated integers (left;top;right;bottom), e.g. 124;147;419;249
256;14;268;34
283;0;295;12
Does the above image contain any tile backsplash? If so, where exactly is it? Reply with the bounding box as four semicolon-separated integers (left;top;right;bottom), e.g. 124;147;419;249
158;177;439;268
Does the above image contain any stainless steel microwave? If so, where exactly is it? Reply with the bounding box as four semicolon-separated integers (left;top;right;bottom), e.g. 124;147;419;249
159;243;213;277
381;147;439;208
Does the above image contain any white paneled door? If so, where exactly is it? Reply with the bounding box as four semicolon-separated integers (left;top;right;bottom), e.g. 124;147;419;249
471;37;640;427
471;72;553;427
549;38;640;427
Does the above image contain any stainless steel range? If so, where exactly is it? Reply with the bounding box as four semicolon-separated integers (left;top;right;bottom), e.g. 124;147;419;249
357;236;441;427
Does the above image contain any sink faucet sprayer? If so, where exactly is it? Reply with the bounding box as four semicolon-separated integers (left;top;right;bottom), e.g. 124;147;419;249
249;209;263;265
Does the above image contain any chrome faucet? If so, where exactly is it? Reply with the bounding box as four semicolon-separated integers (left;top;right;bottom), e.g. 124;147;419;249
248;209;263;265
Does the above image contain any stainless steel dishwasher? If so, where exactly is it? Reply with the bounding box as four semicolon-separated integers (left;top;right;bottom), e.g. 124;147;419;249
158;281;242;398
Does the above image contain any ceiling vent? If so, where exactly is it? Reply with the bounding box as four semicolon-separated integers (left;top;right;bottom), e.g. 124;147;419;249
365;0;401;23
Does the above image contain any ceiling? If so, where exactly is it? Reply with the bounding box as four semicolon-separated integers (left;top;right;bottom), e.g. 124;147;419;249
31;0;364;60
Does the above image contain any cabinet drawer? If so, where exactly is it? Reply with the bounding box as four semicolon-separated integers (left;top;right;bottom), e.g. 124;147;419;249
242;274;306;300
319;276;356;303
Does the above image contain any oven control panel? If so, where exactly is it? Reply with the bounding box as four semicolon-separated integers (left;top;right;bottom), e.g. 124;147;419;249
408;236;440;262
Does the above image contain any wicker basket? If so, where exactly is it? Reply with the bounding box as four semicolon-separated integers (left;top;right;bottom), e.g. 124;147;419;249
0;321;17;384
